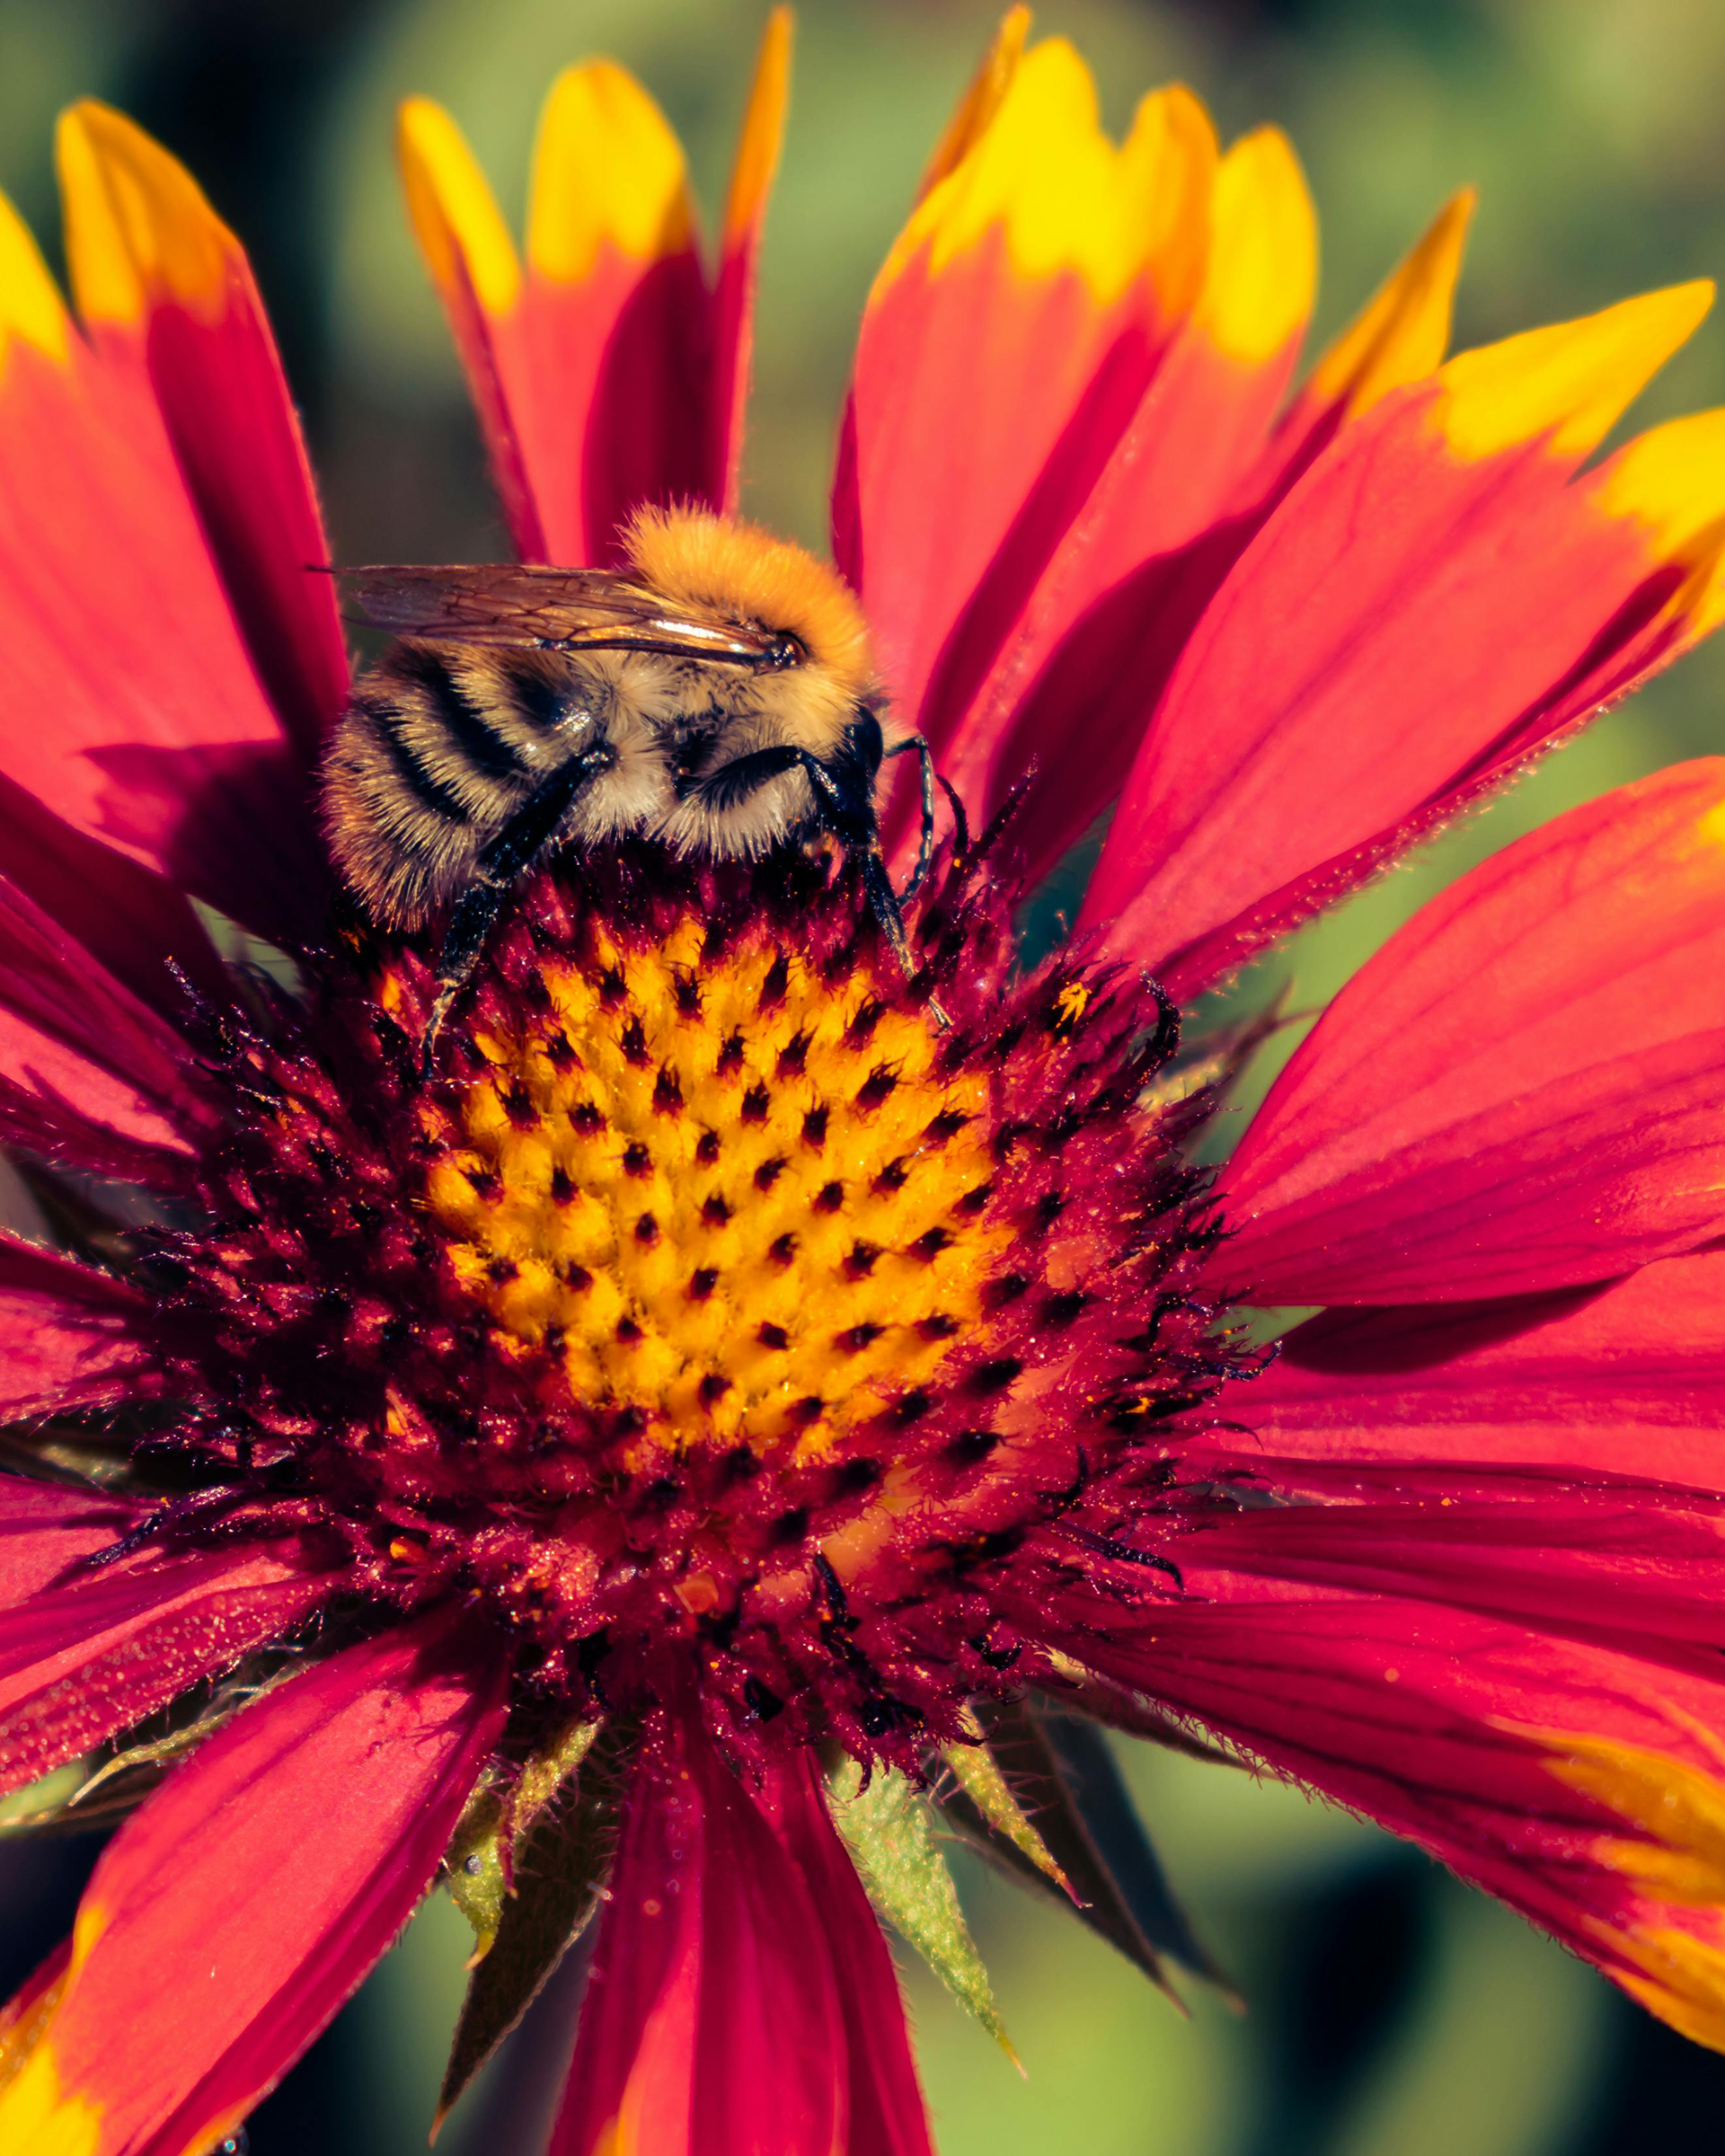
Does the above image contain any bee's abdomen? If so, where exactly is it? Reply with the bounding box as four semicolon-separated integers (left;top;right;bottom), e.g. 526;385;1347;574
323;643;582;929
390;644;535;785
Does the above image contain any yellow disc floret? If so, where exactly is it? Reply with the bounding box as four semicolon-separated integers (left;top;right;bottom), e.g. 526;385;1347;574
420;913;1009;1465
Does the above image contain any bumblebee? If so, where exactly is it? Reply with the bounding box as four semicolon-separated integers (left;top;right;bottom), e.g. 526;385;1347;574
322;508;948;1056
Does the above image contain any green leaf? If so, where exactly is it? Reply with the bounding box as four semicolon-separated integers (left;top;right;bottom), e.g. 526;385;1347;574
436;1721;621;2134
828;1754;1016;2062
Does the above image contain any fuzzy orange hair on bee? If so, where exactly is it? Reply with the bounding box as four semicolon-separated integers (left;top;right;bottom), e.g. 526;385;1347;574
321;508;950;1061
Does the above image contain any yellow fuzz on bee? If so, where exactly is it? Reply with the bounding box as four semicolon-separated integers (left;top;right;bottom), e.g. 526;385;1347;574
420;917;1010;1467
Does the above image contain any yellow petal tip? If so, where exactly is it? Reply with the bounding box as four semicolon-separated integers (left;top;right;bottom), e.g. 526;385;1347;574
1308;185;1475;417
0;190;69;368
527;61;694;285
1199;125;1316;365
1438;278;1714;462
397;96;522;317
57;99;235;329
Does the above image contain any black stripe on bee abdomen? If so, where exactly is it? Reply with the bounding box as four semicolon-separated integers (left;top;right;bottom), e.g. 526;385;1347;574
393;645;529;781
361;694;474;824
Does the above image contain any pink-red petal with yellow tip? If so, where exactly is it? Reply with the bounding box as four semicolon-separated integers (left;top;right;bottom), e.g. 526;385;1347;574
0;185;326;944
549;1710;849;2156
57;102;349;763
401;20;789;566
1062;1586;1725;2053
969;183;1473;880
0;1604;509;2156
0;1537;341;1799
907;119;1316;873
1235;1249;1725;1490
1216;760;1725;1306
836;36;1239;766
0;1233;158;1422
0;1480;143;1609
1081;282;1722;989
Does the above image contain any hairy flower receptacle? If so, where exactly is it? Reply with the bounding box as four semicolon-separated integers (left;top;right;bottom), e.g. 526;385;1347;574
143;844;1243;1763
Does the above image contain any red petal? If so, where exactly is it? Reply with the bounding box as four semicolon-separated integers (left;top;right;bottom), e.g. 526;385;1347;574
1216;760;1725;1303
0;194;324;943
1065;1588;1725;2048
0;1232;156;1419
904;124;1315;876
0;1480;141;1607
707;10;791;514
58;104;349;761
400;61;721;566
1175;1457;1725;1662
1081;286;1720;988
0;874;208;1169
550;1712;845;2156
0;1604;509;2156
0;1078;195;1194
1241;1250;1725;1489
0;773;226;1019
0;1538;338;1798
840;44;1234;770
763;1750;934;2156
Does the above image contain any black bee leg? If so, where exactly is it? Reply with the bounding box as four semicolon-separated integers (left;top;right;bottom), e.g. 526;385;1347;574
422;744;614;1077
695;744;950;1027
855;844;949;1027
880;735;940;901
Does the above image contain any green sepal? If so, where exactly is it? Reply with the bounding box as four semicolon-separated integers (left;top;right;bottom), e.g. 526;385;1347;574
828;1754;1016;2063
942;1719;1073;1899
442;1716;602;1959
442;1776;509;1956
436;1719;619;2133
939;1698;1234;2007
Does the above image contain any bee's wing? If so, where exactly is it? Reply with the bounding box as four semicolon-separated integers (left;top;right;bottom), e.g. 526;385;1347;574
336;563;790;666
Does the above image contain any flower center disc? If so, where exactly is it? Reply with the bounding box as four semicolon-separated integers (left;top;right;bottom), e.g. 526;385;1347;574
420;916;1005;1467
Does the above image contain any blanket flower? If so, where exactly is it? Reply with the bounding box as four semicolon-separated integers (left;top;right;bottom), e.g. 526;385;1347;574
5;11;1725;2152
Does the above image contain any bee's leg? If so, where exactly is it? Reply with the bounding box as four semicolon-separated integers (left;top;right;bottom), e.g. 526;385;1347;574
422;744;613;1076
880;737;968;904
694;745;950;1027
880;736;936;901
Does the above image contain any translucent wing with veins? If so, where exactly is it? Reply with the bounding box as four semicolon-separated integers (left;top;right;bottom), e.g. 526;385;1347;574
335;563;802;667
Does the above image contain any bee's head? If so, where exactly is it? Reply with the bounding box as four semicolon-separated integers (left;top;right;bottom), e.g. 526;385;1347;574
622;506;876;705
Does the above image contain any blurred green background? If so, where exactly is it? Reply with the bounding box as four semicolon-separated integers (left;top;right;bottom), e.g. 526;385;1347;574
2;0;1724;2150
